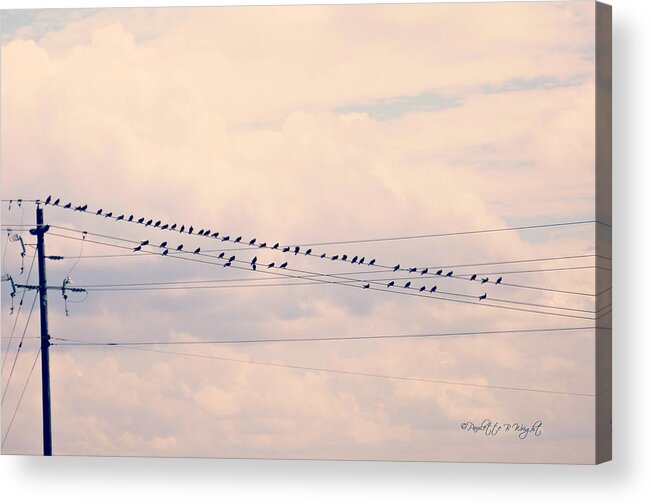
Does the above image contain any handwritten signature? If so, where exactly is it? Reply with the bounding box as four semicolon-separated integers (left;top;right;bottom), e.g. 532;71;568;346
460;419;543;440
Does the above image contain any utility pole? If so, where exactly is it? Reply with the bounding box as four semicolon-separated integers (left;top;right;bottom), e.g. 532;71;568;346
29;204;52;456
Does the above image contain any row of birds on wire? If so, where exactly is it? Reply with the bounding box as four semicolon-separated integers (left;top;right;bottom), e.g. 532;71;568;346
40;195;504;299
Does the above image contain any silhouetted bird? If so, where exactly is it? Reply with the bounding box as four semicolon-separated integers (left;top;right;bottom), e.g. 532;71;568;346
116;215;124;221
128;215;134;222
234;236;242;243
105;212;113;218
445;271;453;277
272;243;279;250
362;283;370;289
252;263;256;271
393;264;400;272
359;257;365;265
251;256;257;265
197;229;204;235
294;246;300;255
430;286;437;293
421;268;429;275
283;246;290;253
170;224;177;230
179;225;185;233
470;274;477;281
211;232;219;238
331;255;339;261
387;281;395;288
351;256;358;263
162;250;168;256
259;242;267;248
176;244;183;251
145;219;152;227
218;252;225;259
280;262;288;269
268;262;275;268
64;202;72;209
496;277;503;285
53;198;60;206
249;238;256;246
229;255;235;262
45;196;52;205
96;208;102;215
141;240;149;246
306;248;312;255
419;286;426;292
159;241;167;248
479;293;487;301
133;245;142;252
222;235;230;242
481;277;489;284
188;226;194;234
369;259;375;266
320;253;326;258
193;247;200;254
161;224;168;230
138;217;145;224
203;230;210;236
74;205;83;212
155;221;161;228
436;269;443;275
341;255;348;261
224;262;232;267
404;281;411;289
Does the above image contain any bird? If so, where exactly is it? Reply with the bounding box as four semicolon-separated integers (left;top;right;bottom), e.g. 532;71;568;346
179;225;185;233
479;293;487;301
64;202;72;209
105;211;113;218
249;238;256;246
306;248;312;255
193;247;200;254
282;246;290;253
445;271;453;277
436;269;443;275
235;236;242;243
393;264;400;272
368;259;375;266
341;254;348;261
404;281;411;289
294;246;300;255
188;226;194;234
138;217;145;224
224;262;232;268
218;252;225;259
176;244;183;251
430;286;437;293
96;208;102;215
162;250;168;256
267;262;275;268
481;277;489;284
74;205;83;212
222;235;230;242
272;243;279;250
259;242;267;248
203;230;210;236
470;274;477;281
141;240;149;246
280;262;288;269
145;219;152;227
362;283;370;289
133;245;142;252
211;232;219;238
351;256;358;263
155;220;161;228
419;286;426;292
359;257;365;265
496;277;503;285
229;255;235;262
159;241;167;248
387;281;395;288
331;255;339;261
116;215;124;221
161;224;169;230
320;253;326;259
421;268;429;275
251;256;257;265
81;204;88;211
251;263;256;271
45;195;52;205
170;224;177;230
53;198;60;206
198;229;204;235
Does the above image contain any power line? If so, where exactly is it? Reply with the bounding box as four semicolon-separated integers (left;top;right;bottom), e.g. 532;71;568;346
50;326;603;347
45;230;600;319
1;349;40;449
87;342;600;398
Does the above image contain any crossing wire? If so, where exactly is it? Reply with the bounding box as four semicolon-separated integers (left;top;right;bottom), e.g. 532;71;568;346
1;349;40;449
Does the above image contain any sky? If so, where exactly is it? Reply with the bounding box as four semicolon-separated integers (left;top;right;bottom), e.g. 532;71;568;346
0;2;609;462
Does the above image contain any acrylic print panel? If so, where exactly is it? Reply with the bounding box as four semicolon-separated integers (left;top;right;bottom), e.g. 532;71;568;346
0;1;611;464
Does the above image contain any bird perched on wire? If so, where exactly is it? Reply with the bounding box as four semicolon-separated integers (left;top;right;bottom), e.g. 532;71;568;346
45;195;52;205
229;255;235;262
351;256;358;263
470;274;477;281
197;229;204;235
363;283;370;289
387;281;395;288
162;249;169;256
105;211;113;218
96;208;102;215
294;246;300;256
176;244;183;251
218;252;225;259
368;259;375;266
481;277;489;284
282;246;290;253
251;256;257;266
53;198;60;206
272;243;279;250
393;264;400;272
188;226;194;234
211;232;219;238
116;214;124;221
179;225;185;233
155;220;161;228
64;202;72;208
133;245;142;252
249;238;256;246
445;271;453;277
479;293;487;301
280;262;288;269
320;253;326;259
159;241;167;248
409;267;417;273
421;268;429;275
235;236;242;243
193;247;200;254
267;262;275;268
145;219;152;226
331;255;339;261
419;286;426;292
306;248;312;256
170;223;177;230
430;286;437;293
496;277;503;285
161;224;168;230
404;281;411;289
141;240;149;246
222;235;230;242
436;269;443;275
138;217;145;224
359;257;365;265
